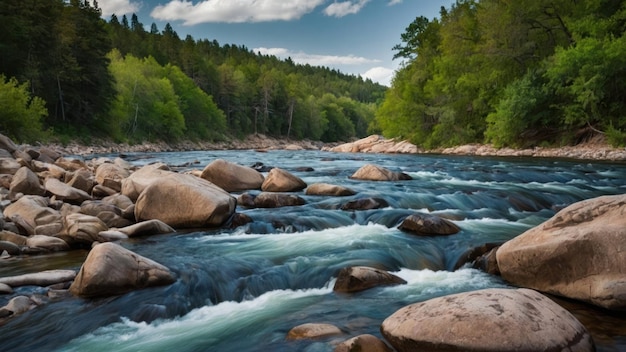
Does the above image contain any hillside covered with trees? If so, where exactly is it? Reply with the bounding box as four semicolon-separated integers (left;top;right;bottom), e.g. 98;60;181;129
0;0;386;144
376;0;626;148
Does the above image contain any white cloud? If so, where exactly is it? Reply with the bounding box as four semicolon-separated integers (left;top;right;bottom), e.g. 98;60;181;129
95;0;141;17
388;0;403;5
151;0;326;25
361;66;395;86
323;0;370;18
254;47;380;67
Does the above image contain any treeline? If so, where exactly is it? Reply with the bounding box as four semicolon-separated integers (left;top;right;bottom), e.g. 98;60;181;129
0;0;386;144
375;0;626;148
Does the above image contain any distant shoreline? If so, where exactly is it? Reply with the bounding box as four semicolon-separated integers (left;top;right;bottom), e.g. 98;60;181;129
39;134;626;162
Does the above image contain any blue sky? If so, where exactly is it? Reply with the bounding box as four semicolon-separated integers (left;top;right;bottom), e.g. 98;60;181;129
97;0;453;86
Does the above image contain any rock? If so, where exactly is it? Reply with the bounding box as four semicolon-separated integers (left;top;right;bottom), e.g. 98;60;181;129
0;270;76;287
1;296;34;316
0;174;12;189
252;192;305;208
226;213;253;229
0;230;27;246
61;213;109;246
0;283;12;294
497;194;626;310
380;288;594;352
102;194;134;212
200;159;264;192
454;242;502;270
398;213;460;236
95;163;130;192
0;158;21;175
305;183;356;196
333;266;406;293
66;168;95;194
38;147;62;162
0;240;21;255
3;196;62;236
286;323;343;340
473;246;501;275
350;164;411;181
69;242;176;298
54;157;88;172
44;177;92;204
9;167;45;198
80;201;131;228
31;160;66;180
26;235;69;252
237;193;257;208
341;197;388;211
261;168;307;192
334;334;392;352
92;184;118;198
135;173;236;228
115;219;175;237
0;133;18;154
121;163;171;201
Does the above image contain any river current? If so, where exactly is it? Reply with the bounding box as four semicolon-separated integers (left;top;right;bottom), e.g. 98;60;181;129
2;150;626;351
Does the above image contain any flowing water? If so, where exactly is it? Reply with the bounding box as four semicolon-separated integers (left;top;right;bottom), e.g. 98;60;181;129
2;150;626;351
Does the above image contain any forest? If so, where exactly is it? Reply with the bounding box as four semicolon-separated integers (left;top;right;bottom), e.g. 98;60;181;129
0;0;386;144
2;0;625;148
376;0;626;148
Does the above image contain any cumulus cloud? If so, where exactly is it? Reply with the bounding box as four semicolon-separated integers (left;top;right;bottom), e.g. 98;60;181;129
361;66;395;86
254;47;380;66
323;0;370;18
388;0;403;5
151;0;326;25
95;0;140;17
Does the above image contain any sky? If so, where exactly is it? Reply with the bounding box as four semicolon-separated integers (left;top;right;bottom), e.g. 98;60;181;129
96;0;453;86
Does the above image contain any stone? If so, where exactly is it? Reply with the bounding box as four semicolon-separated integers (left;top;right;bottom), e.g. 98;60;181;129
286;323;343;340
0;270;76;287
1;296;34;316
0;240;21;255
9;166;45;198
261;168;307;192
341;197;389;211
95;163;130;192
334;334;392;352
31;160;66;180
381;288;594;352
44;177;92;204
0;283;12;294
3;196;62;236
38;147;62;162
66;168;95;194
115;219;175;237
333;266;406;293
102;194;134;212
200;159;264;192
453;242;502;270
398;213;460;236
253;192;305;208
121;163;171;201
305;183;356;196
0;230;27;246
26;235;69;252
135;173;236;228
59;213;108;246
69;242;176;298
497;194;626;310
350;164;412;181
0;158;20;175
0;133;18;154
0;174;12;189
54;157;88;172
80;201;131;228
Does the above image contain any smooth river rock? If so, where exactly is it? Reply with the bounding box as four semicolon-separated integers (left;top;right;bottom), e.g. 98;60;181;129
261;167;307;192
398;213;460;236
200;158;264;192
333;266;406;293
497;194;626;310
380;288;594;352
350;164;412;181
305;183;356;196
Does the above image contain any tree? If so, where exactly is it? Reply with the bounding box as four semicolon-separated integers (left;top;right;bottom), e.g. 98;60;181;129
0;75;48;143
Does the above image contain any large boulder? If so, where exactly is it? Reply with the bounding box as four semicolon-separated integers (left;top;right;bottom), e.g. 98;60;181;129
80;201;132;228
350;164;412;181
121;163;171;201
381;288;594;352
95;163;130;192
333;266;406;293
66;168;95;194
60;213;108;246
9;167;45;198
135;173;236;228
114;219;175;237
497;194;626;310
200;159;264;192
305;183;356;196
26;235;69;252
3;196;62;236
69;242;176;298
44;177;92;204
398;213;460;236
261;168;306;192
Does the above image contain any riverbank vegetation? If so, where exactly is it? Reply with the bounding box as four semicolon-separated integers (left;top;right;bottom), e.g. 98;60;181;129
0;0;385;145
375;0;626;148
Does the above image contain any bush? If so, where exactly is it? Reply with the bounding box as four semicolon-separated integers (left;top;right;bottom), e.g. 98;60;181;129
0;75;49;143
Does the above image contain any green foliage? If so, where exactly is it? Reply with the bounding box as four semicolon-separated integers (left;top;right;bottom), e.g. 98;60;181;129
0;75;49;143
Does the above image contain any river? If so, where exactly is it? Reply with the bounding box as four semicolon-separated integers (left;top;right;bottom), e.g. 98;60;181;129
1;150;626;351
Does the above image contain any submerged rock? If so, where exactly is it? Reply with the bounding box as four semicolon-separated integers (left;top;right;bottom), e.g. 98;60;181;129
333;266;406;293
497;194;626;310
341;197;388;211
305;183;356;196
334;334;392;352
398;213;460;236
286;323;343;340
381;288;594;352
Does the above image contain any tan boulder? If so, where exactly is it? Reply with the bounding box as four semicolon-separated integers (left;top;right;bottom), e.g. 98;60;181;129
261;168;306;192
44;177;92;204
121;163;171;201
31;160;66;180
95;163;130;192
381;288;594;352
286;323;343;340
0;158;20;175
200;159;264;192
252;192;305;208
0;230;27;246
0;174;12;189
334;334;392;352
0;269;76;287
3;196;62;236
9;166;45;198
80;200;132;228
497;194;626;310
305;183;355;196
61;213;108;246
26;235;69;252
333;266;406;293
0;133;18;154
66;169;95;194
350;164;411;181
398;213;460;236
54;157;88;172
69;242;175;298
115;219;175;237
135;173;236;228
